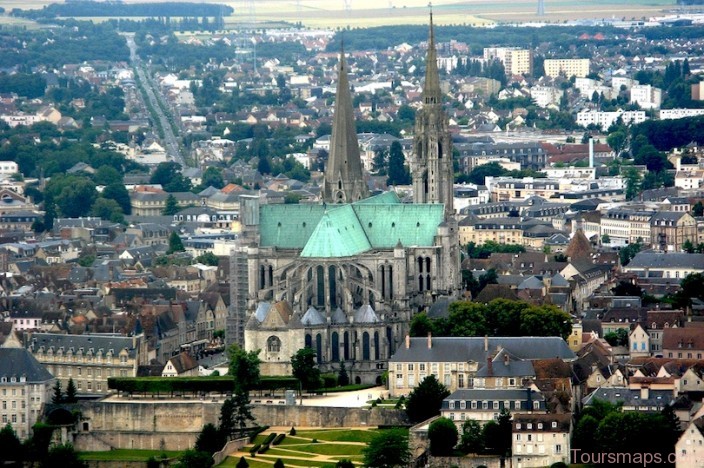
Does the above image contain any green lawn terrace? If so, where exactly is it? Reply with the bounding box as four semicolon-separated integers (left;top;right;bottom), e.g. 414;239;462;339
218;427;398;467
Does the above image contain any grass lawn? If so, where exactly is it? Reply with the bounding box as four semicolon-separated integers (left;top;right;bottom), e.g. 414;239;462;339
255;456;331;467
277;435;316;446
294;429;377;443
79;449;182;461
285;443;365;456
218;456;274;468
259;448;317;458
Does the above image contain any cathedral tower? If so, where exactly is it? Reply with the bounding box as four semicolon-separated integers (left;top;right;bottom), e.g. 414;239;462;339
322;46;369;203
411;14;454;217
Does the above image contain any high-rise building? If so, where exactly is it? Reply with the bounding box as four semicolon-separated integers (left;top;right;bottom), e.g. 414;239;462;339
483;47;533;76
544;59;590;78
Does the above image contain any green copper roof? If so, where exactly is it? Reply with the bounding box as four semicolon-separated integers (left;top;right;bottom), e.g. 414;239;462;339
259;204;326;249
301;205;372;258
354;204;445;249
259;193;445;256
353;191;401;205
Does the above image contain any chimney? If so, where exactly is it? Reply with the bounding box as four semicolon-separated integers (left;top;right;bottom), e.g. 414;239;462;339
589;138;594;169
504;352;510;366
640;386;649;400
484;335;489;352
405;334;410;349
427;332;432;349
487;357;493;377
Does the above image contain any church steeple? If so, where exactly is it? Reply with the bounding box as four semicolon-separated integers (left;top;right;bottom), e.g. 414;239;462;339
423;13;442;106
411;15;454;217
322;44;369;204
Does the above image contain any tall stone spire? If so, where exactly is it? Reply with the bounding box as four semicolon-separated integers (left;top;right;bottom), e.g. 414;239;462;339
422;12;442;106
322;44;369;204
411;15;454;217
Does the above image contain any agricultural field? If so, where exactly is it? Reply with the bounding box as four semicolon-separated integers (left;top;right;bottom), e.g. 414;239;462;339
3;0;678;28
217;427;397;467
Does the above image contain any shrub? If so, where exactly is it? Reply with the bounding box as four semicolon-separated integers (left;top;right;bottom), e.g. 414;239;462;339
262;433;277;445
272;433;286;445
258;444;270;454
274;459;285;468
289;426;296;436
249;444;261;455
236;456;249;468
371;402;377;407
312;438;318;443
249;425;269;442
375;398;382;404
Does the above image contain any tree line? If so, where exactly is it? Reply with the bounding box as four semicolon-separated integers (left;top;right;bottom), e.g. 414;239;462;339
411;298;573;340
12;2;233;19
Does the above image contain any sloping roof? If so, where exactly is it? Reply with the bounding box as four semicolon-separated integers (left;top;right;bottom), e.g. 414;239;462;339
166;352;198;374
301;205;371;258
0;348;54;382
331;307;347;324
354;304;379;323
391;336;575;363
565;229;592;262
27;333;141;359
627;252;704;270
301;306;326;326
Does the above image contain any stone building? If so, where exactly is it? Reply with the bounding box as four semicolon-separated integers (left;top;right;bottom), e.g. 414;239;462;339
0;347;55;440
243;18;461;383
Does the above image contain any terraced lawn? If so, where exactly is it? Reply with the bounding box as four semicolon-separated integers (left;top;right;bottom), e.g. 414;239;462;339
79;449;183;461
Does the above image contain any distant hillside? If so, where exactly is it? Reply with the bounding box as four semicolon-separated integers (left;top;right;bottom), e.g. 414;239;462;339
12;1;234;19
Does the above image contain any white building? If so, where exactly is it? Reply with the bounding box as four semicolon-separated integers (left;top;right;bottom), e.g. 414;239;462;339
483;47;533;76
576;109;647;128
659;108;704;120
513;414;572;468
530;86;562;108
630;84;662;110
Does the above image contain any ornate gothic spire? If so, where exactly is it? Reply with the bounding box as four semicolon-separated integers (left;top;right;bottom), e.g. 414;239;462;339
422;13;442;106
322;44;369;203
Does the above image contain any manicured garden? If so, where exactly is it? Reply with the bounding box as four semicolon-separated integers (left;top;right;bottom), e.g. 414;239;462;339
218;428;389;467
78;449;183;461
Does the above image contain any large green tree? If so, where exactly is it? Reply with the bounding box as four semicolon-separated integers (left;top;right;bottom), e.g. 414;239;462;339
428;417;458;456
0;424;23;464
167;231;185;254
405;375;450;423
195;423;224;455
459;419;484;454
39;443;86;468
101;182;131;215
386;141;410;185
227;345;261;394
362;429;411;468
291;347;321;391
150;162;192;192
45;175;98;218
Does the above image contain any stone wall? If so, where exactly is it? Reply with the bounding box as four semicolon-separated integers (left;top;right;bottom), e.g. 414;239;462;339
74;399;408;451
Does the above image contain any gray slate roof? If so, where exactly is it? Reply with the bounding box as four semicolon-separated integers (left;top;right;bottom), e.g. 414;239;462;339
0;348;54;383
627;252;704;270
390;337;575;363
28;333;141;359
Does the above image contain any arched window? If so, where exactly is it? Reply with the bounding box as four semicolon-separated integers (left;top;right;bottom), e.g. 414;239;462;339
419;275;424;292
316;265;325;306
259;265;265;289
343;331;350;361
438;141;443;159
418;257;424;273
316;334;323;364
374;331;380;360
268;265;274;287
305;334;312;349
426;274;431;291
329;265;337;307
425;257;431;273
267;336;281;353
362;332;370;361
331;332;340;362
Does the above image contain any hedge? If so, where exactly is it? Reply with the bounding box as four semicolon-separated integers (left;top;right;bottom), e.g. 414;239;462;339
258;444;270;454
272;434;286;445
250;444;261;455
107;376;300;394
262;433;277;446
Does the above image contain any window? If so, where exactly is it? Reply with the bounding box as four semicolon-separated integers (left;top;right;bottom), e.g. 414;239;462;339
449;413;455;420
460;401;466;409
266;336;281;353
471;401;477;409
408;364;414;371
538;423;543;429
458;374;465;388
493;401;499;410
556;444;562;454
552;422;557;429
533;401;540;410
482;401;488;409
449;401;455;410
396;364;402;372
419;363;426;372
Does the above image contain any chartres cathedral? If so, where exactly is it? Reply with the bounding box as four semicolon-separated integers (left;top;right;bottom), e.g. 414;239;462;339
243;18;461;383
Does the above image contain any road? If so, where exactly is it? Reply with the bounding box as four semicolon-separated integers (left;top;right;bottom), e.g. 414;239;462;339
123;33;186;167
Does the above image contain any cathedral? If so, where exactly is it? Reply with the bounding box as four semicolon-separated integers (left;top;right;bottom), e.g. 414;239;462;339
243;17;461;383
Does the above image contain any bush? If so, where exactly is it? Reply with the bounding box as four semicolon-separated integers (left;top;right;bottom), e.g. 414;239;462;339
249;425;269;442
289;426;296;436
550;464;568;468
146;456;160;468
312;438;318;443
262;433;277;445
258;444;270;454
321;374;338;388
371;402;377;407
250;444;261;455
274;459;285;468
375;398;382;404
272;434;286;445
236;456;249;468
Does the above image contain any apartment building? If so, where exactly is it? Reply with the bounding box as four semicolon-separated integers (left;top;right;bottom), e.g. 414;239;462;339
483;47;533;76
575;109;646;128
512;414;572;468
544;59;590;78
630;84;662;110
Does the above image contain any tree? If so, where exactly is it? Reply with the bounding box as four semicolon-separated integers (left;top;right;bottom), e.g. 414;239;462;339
607;130;627;155
602;234;611;244
45;175;98;218
65;378;77;403
167;231;185;254
409;312;434;337
93;165;122;186
459;419;484;454
227;345;261;394
0;424;22;464
174;449;213;468
52;380;63;404
338;361;349;386
90;198;124;223
336;460;355;468
291;347;321;391
693;201;704;217
236;457;249;468
195;423;224;455
620;241;642;266
273;459;285;468
683;239;695;253
387;141;410;185
102;182;131;215
257;156;271;175
195;252;220;266
612;280;643;297
623;167;642;201
428;417;458;456
163;194;180;215
372;148;388;175
40;443;87;468
405;375;450;423
200;166;225;189
150;162;192;192
362;429;411;468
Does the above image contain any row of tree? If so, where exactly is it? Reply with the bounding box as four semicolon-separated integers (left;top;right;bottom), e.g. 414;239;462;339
411;299;573;339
